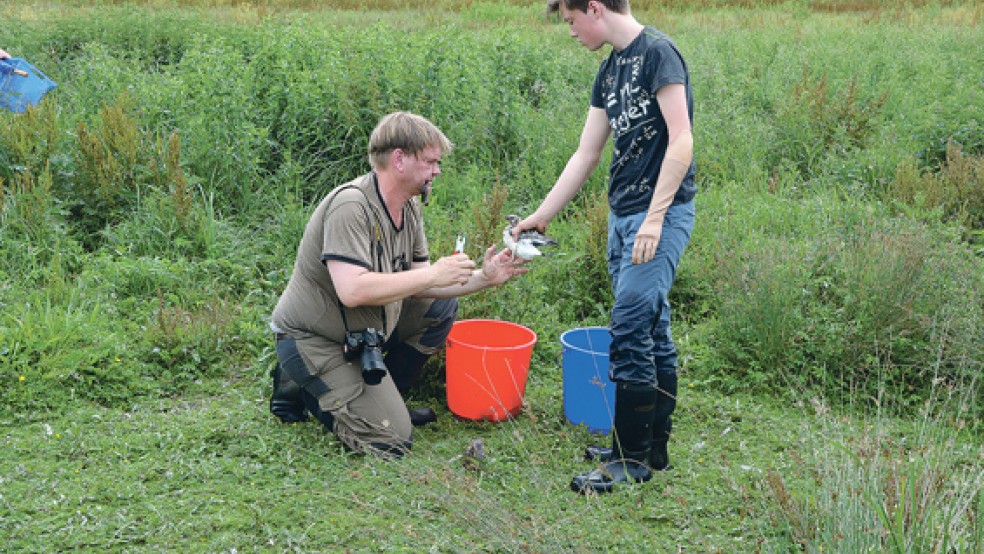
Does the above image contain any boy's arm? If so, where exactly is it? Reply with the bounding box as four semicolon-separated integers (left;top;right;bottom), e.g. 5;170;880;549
632;83;693;264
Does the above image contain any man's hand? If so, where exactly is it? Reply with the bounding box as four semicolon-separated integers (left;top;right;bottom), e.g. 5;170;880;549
632;215;663;265
480;245;529;285
431;253;477;287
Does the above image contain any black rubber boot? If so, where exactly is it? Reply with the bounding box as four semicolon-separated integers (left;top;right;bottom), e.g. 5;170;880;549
584;372;678;470
571;383;657;494
651;370;678;470
386;343;438;428
583;444;614;463
269;360;308;423
408;407;437;427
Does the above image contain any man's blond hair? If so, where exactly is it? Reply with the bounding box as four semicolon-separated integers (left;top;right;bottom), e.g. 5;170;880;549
368;112;453;169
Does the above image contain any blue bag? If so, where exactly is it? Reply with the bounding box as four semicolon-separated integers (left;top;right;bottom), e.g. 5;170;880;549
0;57;57;113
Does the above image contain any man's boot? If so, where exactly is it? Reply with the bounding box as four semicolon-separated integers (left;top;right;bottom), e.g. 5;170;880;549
269;360;308;423
571;383;657;494
385;343;437;428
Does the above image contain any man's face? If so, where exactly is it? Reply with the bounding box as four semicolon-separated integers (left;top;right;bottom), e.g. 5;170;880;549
560;2;604;51
407;145;443;199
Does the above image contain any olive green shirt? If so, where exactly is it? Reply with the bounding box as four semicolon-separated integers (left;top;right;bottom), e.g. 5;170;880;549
271;173;429;342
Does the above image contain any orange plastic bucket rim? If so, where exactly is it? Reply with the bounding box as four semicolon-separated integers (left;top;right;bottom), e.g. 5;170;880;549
446;318;538;349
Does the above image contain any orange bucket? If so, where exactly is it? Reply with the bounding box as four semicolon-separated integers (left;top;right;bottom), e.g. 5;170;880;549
445;319;537;421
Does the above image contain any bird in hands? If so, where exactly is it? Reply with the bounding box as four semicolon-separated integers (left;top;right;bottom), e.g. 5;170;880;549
502;214;558;260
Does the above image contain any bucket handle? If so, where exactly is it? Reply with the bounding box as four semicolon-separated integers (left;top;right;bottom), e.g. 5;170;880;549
2;58;56;85
0;59;28;77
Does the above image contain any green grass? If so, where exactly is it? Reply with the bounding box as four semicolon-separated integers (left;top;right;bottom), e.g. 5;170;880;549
3;371;979;551
1;1;981;551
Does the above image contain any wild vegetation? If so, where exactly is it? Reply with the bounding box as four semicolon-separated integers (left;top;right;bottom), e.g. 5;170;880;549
1;1;981;551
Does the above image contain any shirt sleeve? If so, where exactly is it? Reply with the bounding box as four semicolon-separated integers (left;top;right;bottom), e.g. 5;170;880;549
321;190;375;270
590;57;609;109
648;39;687;93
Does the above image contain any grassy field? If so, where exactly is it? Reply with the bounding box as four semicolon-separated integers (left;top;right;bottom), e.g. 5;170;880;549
1;0;981;551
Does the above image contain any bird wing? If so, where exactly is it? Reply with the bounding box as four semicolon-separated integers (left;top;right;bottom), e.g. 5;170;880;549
520;231;558;247
514;240;542;259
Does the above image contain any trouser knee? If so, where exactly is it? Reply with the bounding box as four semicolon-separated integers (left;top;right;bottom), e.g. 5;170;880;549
418;297;458;349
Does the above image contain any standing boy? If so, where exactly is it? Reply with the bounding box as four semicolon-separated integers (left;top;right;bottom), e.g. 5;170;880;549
513;0;696;493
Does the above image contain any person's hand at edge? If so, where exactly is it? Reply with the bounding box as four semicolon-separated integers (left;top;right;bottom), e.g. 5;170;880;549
480;245;529;286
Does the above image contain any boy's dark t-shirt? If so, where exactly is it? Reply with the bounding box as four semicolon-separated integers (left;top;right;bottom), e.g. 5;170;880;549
591;27;696;216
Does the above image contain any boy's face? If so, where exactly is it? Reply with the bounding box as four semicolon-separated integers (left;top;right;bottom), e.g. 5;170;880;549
560;2;606;51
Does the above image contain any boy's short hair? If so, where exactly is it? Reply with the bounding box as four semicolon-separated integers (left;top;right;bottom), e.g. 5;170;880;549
368;111;453;168
547;0;630;14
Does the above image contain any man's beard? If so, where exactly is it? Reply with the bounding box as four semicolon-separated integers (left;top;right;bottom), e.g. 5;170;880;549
419;181;432;206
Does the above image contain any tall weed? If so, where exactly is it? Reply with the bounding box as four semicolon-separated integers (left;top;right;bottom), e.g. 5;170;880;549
888;142;984;242
0;166;82;288
164;37;271;210
770;67;888;180
0;289;156;419
0;165;55;241
707;235;815;390
698;189;982;413
761;385;982;552
468;176;510;255
71;93;149;243
0;100;60;179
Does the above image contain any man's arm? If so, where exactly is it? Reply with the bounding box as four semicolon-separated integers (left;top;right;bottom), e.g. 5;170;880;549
327;254;475;307
631;83;693;265
515;107;611;235
415;245;528;298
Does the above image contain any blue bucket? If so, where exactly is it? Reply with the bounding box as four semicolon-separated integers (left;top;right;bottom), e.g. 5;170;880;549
561;327;615;435
0;58;57;113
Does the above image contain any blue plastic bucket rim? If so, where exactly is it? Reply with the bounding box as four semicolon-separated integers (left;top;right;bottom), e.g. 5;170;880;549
560;326;610;354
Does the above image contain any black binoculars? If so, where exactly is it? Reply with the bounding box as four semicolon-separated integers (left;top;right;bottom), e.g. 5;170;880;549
344;328;387;385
